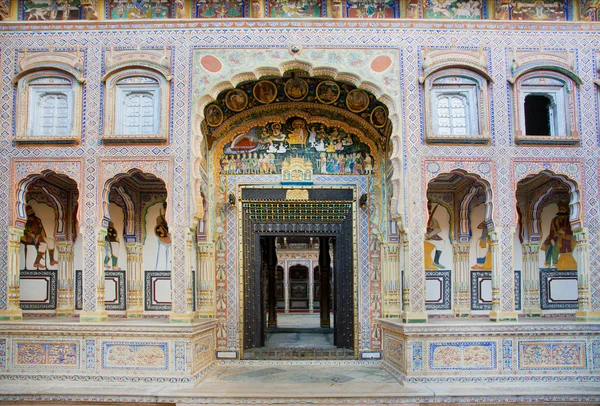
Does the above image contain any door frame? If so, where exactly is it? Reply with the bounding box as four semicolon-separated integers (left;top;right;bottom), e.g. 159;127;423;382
237;185;359;359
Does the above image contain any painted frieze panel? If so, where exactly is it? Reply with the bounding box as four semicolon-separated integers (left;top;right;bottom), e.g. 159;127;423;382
345;0;399;17
19;0;81;20
429;341;497;370
217;119;376;177
495;0;569;20
383;333;405;372
14;340;80;368
267;0;324;17
518;341;586;369
423;0;484;19
581;0;599;20
101;341;169;370
196;0;244;17
106;0;172;18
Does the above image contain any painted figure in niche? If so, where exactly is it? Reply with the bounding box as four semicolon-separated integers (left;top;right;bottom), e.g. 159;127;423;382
287;119;308;148
24;0;80;20
471;221;492;270
284;78;309;101
425;0;482;18
20;205;58;269
346;0;396;18
109;0;170;19
205;104;223;127
253;80;278;104
225;89;248;112
174;0;186;17
541;201;576;270
269;0;320;17
104;221;121;270
424;202;446;269
154;202;171;270
316;81;341;104
346;89;369;113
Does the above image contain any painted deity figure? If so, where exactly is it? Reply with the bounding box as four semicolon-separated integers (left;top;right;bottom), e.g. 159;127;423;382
20;205;58;269
471;221;492;270
154;202;172;270
104;221;121;270
541;201;576;270
424;202;446;269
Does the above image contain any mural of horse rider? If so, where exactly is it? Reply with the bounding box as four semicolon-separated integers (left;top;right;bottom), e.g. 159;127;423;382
155;201;172;270
20;204;58;269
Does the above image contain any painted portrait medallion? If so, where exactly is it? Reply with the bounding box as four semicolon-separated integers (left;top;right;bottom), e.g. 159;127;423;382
205;104;224;127
284;78;309;101
225;89;248;112
316;81;340;104
253;80;278;104
370;106;387;128
346;89;369;113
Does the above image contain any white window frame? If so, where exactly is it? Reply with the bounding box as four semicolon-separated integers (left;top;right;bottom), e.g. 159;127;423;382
519;80;567;137
431;85;479;136
27;84;74;138
115;81;161;136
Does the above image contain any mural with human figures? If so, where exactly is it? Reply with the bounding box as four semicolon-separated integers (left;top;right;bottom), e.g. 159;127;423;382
268;0;322;17
346;0;398;17
196;0;244;17
495;0;567;20
424;0;483;19
21;0;81;20
106;0;172;19
218;119;375;176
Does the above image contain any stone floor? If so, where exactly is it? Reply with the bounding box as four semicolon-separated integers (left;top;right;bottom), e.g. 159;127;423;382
2;363;599;404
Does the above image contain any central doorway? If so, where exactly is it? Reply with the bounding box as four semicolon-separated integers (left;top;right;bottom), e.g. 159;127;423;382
240;187;356;359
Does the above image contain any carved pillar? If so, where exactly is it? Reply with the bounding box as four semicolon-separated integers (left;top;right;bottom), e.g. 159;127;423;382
573;228;597;320
402;229;428;323
382;243;402;318
0;227;24;321
308;260;314;314
522;243;542;317
80;228;108;322
56;241;75;317
170;227;195;323
196;242;215;318
125;242;143;318
284;263;290;314
452;242;471;318
265;237;277;328
489;226;518;322
319;236;331;328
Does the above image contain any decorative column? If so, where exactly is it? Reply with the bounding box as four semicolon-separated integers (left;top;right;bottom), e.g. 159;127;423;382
489;226;518;322
382;243;401;318
573;228;597;320
452;242;471;318
308;260;314;314
80;228;108;322
125;242;143;318
56;241;75;317
284;263;290;314
319;236;331;327
196;242;215;318
170;226;194;323
402;229;428;323
0;227;24;321
522;243;542;317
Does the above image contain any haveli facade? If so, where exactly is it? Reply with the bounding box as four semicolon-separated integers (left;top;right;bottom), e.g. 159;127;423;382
0;0;600;393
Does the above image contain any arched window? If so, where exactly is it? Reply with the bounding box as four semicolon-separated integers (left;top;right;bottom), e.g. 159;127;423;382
424;69;490;144
514;71;579;145
15;71;81;144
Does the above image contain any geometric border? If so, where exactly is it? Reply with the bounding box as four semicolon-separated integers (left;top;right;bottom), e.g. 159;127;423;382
104;270;126;311
540;269;578;310
425;269;451;310
471;270;521;311
19;269;57;310
145;271;171;311
75;270;83;311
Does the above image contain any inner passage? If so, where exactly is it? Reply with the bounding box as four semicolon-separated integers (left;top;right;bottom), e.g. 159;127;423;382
264;236;334;350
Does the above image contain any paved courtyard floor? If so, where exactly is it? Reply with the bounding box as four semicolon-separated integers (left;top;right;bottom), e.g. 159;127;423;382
2;362;599;405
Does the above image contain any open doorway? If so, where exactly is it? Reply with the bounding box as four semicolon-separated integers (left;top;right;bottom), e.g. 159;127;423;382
264;236;334;353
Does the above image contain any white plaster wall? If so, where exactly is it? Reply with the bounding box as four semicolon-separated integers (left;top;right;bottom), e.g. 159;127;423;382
513;231;523;271
539;203;559;267
108;203;127;270
143;202;171;271
19;201;58;271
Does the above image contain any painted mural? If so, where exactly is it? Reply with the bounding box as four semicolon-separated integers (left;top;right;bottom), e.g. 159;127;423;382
346;0;398;18
424;202;450;270
424;0;483;19
218;119;375;176
496;0;567;20
21;0;81;20
541;201;576;270
107;0;172;19
196;0;244;17
268;0;322;17
20;203;58;270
